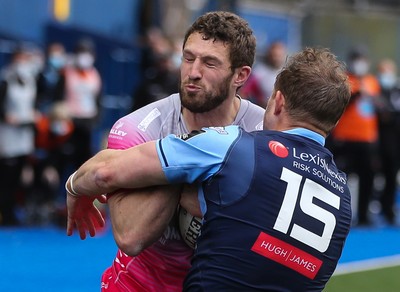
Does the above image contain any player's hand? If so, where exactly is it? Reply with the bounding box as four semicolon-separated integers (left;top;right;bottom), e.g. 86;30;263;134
66;192;107;239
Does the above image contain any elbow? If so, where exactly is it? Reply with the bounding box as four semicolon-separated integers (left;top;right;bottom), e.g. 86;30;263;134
113;231;146;256
93;161;117;192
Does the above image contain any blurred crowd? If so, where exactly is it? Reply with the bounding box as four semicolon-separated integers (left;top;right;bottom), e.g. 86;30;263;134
1;30;399;228
0;27;182;227
0;38;102;226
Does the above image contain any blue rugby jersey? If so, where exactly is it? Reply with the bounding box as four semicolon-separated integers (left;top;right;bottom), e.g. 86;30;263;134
156;125;352;291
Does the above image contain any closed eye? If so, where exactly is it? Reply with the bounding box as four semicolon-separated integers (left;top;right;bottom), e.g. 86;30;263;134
183;56;194;63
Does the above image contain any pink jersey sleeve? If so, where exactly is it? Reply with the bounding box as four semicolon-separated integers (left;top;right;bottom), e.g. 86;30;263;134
107;115;149;150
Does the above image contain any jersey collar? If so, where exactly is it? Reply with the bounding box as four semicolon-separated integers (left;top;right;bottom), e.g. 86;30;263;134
283;128;325;146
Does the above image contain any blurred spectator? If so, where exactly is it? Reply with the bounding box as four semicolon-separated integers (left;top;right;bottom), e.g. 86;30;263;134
170;37;183;70
55;38;102;169
19;42;70;226
240;41;287;107
329;47;381;226
0;45;38;225
36;42;67;113
376;58;400;224
27;101;74;225
141;27;174;71
28;45;45;80
131;27;179;110
131;51;179;110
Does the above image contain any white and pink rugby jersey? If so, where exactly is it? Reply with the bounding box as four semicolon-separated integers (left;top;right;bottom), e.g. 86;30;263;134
101;93;264;292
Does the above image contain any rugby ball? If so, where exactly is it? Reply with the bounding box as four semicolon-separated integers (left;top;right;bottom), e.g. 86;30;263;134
179;207;202;250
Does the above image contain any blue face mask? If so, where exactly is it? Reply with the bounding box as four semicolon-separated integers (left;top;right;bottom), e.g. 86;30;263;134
379;73;397;90
49;55;65;69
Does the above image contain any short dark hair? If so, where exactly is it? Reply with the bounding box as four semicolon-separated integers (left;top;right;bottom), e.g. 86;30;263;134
274;47;351;134
182;11;256;70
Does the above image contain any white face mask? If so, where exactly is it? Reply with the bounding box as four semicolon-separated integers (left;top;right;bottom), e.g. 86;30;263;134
75;53;94;69
351;60;369;76
14;62;33;79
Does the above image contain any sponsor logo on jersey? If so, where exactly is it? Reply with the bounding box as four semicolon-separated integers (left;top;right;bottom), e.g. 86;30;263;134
138;108;161;132
292;148;347;186
110;121;127;137
269;141;289;158
268;140;346;190
251;232;323;279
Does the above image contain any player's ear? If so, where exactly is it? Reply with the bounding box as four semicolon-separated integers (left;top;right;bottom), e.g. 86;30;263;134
274;90;285;115
233;66;251;88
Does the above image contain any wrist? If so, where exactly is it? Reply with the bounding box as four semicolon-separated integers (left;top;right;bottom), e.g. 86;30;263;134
65;171;81;197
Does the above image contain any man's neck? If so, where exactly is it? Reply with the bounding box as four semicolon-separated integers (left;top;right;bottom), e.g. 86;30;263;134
182;95;241;132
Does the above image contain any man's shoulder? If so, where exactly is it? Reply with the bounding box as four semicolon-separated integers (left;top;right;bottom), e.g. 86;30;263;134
236;98;264;131
135;93;179;113
122;93;179;121
107;94;181;147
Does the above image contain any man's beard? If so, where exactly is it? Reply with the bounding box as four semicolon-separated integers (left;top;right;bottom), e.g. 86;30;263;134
179;73;233;113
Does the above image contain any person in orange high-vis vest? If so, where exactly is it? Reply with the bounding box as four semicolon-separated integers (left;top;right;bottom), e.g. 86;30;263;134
56;39;102;169
331;47;382;226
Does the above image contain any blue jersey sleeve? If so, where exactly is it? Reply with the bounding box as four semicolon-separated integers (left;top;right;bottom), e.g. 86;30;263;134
156;126;241;184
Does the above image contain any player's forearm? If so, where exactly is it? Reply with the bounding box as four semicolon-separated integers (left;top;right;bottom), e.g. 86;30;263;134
67;141;168;197
108;185;181;256
66;149;119;197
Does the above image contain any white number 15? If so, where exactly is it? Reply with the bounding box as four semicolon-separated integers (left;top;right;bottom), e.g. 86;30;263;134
273;167;340;252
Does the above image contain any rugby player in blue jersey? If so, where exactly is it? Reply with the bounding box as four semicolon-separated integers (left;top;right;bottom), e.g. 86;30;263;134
67;47;352;291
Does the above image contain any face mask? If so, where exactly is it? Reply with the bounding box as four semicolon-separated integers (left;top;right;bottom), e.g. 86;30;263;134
49;55;66;69
351;60;369;76
75;53;94;69
379;73;397;90
14;62;33;79
50;120;69;136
